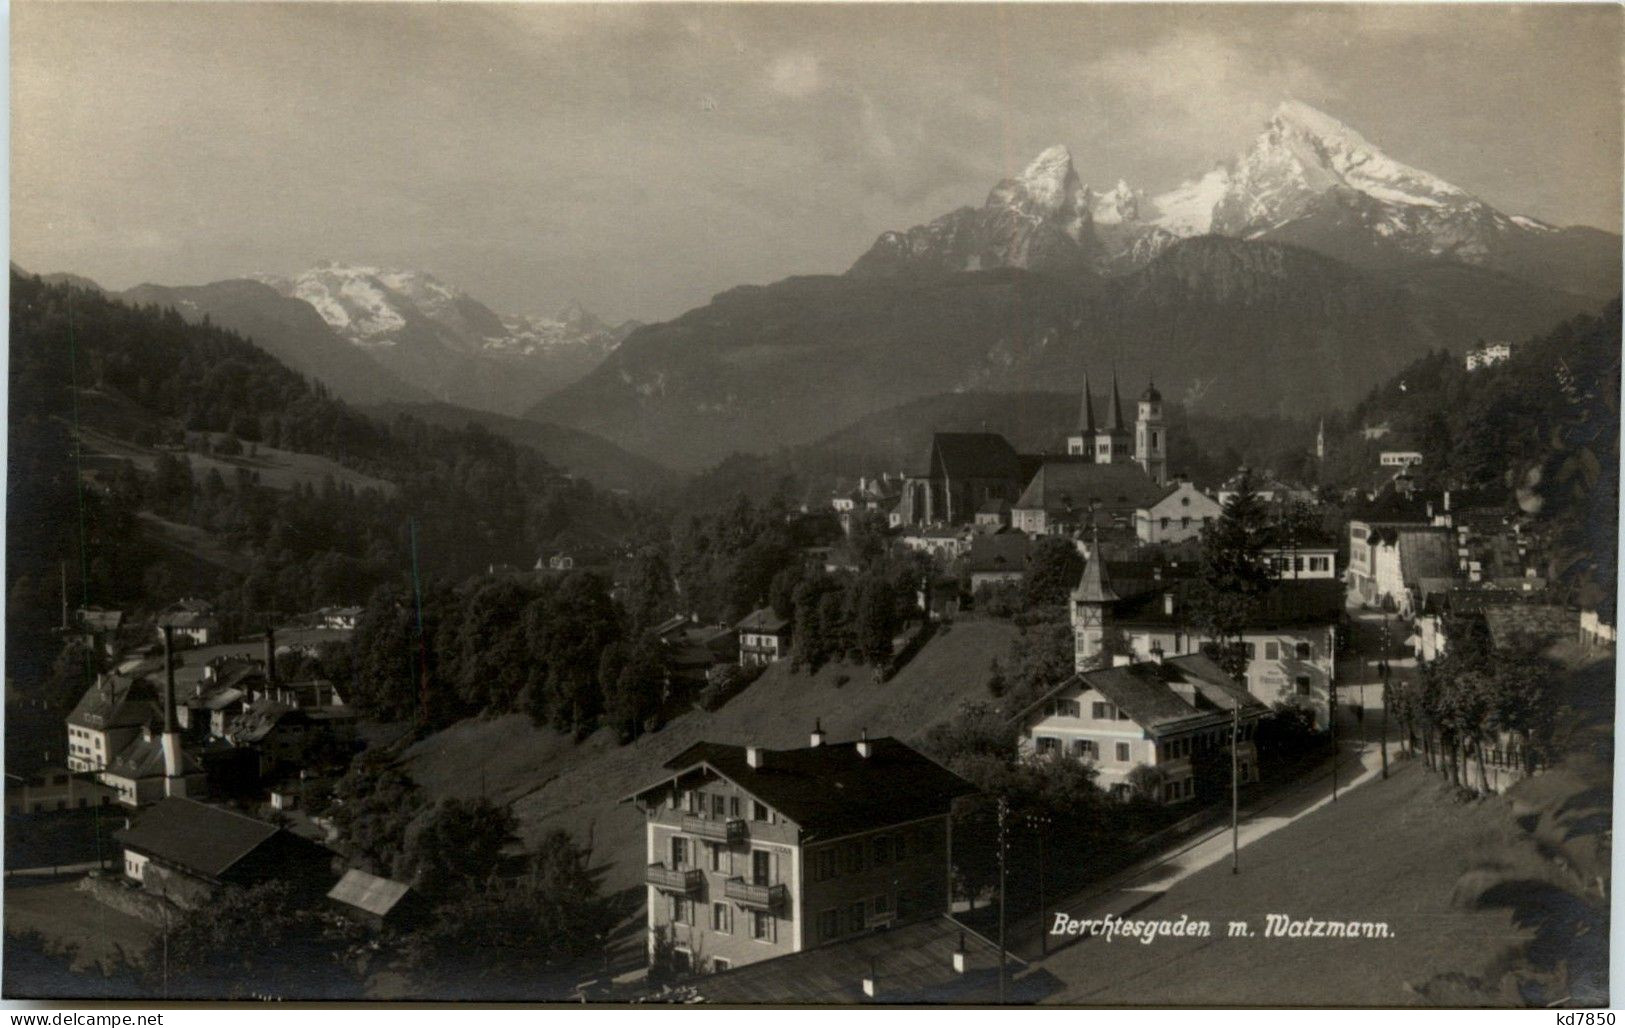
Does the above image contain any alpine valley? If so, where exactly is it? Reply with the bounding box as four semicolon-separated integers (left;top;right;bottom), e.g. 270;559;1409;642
531;102;1619;471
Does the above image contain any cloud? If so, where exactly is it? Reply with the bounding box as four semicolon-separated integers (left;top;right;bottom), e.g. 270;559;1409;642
1072;29;1333;162
767;51;822;98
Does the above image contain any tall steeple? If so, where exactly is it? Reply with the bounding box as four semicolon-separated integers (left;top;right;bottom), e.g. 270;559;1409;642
1070;526;1119;671
1067;372;1098;457
1109;370;1127;431
1078;372;1097;435
1095;366;1134;464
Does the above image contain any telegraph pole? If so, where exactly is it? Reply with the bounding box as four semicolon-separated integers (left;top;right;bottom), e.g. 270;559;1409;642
1329;674;1339;803
996;795;1008;1003
1230;700;1240;874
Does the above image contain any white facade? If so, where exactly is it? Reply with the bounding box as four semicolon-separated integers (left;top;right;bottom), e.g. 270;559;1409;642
1135;482;1222;544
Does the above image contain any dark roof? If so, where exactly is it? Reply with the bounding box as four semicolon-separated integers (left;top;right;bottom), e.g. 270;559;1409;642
1111;578;1344;630
736;607;791;633
640;738;975;842
927;433;1021;482
1017;652;1266;733
116;797;280;878
1077;373;1097;434
1482;604;1575;650
327;869;412;918
1014;461;1163;515
1070;554;1119;604
106;730;204;780
692;916;1036;1004
967;532;1032;574
1108;373;1127;431
67;676;159;731
227;702;309;744
1394;529;1457;588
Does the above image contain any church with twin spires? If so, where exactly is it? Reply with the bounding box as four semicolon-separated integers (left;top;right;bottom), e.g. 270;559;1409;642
1065;371;1168;488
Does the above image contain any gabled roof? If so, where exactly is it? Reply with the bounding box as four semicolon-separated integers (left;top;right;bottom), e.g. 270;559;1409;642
67;676;159;731
1110;578;1343;630
967;532;1032;573
638;738;975;842
327;869;412;918
926;433;1021;482
1393;529;1457;588
116;797;280;878
1014;461;1163;515
106;730;204;780
736;607;791;633
1016;652;1266;734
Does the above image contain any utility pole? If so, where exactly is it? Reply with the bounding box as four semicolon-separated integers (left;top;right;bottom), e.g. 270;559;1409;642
996;795;1008;1003
1230;700;1240;874
1329;674;1339;802
1025;812;1052;956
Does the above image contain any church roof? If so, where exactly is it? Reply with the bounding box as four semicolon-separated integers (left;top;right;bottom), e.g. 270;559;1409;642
1108;373;1127;431
1141;377;1162;403
1014;461;1163;515
1077;372;1097;434
926;433;1021;482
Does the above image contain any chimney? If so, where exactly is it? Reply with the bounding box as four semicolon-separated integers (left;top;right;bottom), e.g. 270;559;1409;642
160;625;188;797
746;746;765;769
264;626;278;689
810;719;827;748
1443;489;1452;512
161;626;178;735
856;728;872;759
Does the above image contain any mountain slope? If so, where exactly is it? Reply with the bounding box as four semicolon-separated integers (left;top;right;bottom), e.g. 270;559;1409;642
120;279;431;406
533;236;1599;471
852;101;1620;298
256;264;633;414
364;401;676;495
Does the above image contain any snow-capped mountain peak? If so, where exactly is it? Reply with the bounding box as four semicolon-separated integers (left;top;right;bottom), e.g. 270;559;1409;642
1014;144;1080;211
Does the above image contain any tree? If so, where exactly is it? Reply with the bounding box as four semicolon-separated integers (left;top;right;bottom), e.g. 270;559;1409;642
1023;536;1084;610
605;631;668;741
402;797;519;901
148;881;357;1000
328;757;424;878
1188;468;1272;680
853;575;900;667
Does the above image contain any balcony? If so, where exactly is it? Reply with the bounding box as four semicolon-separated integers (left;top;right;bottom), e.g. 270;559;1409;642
724;877;787;911
645;863;703;895
680;814;746;845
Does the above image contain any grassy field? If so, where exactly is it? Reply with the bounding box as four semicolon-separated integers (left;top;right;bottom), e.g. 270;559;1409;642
4;878;155;979
1034;751;1604;1006
403;617;1017;896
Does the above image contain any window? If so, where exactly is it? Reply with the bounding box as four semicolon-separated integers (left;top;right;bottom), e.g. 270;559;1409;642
1296;641;1313;659
1035;736;1060;756
1243;642;1257;659
847;901;866;933
871;835;893;865
1264;641;1279;660
729;796;742;818
751;911;776;942
1071;739;1098;760
1160;517;1170;529
1295;676;1312;697
669;895;691;925
752;800;771;823
712;794;727;819
670;836;688;869
707;842;728;873
811;848;836;882
818;909;841;940
712;958;731;973
686;791;702;815
842;840;864;874
1091;701;1114;720
1116;742;1131;762
712;902;732;933
872;892;893;916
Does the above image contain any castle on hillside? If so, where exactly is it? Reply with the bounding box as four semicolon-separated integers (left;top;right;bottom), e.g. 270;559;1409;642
1065;371;1168;487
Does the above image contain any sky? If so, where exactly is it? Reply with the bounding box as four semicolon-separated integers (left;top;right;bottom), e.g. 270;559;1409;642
13;2;1623;323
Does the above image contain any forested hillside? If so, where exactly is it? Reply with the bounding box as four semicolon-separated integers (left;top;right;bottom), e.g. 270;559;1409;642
1323;299;1621;604
6;272;648;687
